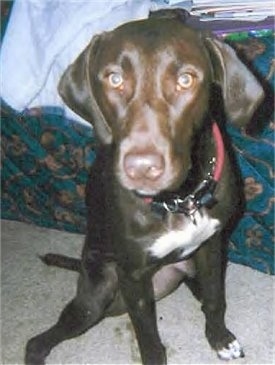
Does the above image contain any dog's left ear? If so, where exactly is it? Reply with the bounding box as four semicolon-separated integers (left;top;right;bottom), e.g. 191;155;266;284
205;38;264;127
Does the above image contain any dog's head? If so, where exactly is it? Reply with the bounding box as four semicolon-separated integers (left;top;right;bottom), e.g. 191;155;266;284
59;17;264;197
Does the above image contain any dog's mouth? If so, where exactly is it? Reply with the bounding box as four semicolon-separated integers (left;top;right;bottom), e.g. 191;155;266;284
133;190;157;204
132;177;188;204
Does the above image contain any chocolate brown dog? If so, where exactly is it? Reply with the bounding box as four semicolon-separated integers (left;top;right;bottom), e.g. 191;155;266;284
25;11;264;365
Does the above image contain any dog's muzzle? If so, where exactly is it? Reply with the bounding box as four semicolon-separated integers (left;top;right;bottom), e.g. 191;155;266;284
146;122;225;224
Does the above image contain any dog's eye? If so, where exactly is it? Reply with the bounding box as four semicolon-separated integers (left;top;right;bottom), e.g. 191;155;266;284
177;73;194;90
108;72;124;89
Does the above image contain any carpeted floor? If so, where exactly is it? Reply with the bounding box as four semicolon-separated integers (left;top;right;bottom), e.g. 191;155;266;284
1;219;274;364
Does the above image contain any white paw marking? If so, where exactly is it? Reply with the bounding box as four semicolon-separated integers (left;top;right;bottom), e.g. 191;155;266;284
148;210;220;259
217;340;244;360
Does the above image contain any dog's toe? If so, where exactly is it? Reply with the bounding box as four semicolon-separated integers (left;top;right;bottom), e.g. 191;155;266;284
217;339;245;360
25;337;48;365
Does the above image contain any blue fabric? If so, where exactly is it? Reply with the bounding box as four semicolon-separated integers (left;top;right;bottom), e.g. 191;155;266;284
1;23;274;274
1;105;96;233
225;34;274;274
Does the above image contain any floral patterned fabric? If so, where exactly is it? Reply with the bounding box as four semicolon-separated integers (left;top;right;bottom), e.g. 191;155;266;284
225;32;274;274
1;4;274;274
1;105;97;233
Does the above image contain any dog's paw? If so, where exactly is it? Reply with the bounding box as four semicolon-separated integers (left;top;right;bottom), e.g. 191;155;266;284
217;339;245;360
25;337;48;365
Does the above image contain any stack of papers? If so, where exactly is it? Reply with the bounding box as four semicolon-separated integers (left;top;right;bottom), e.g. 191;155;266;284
190;0;274;21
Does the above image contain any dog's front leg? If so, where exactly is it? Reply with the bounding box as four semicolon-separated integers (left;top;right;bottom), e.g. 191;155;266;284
118;268;167;365
194;233;244;360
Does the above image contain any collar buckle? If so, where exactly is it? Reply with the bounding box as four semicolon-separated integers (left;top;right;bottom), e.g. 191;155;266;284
151;178;217;219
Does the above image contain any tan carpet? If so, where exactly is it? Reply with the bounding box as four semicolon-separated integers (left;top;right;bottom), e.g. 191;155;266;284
1;219;274;364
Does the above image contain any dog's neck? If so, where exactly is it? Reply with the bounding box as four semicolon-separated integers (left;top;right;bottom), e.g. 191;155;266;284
147;122;225;223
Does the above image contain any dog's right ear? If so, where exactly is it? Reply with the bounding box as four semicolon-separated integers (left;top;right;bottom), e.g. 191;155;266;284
58;34;113;144
205;38;264;128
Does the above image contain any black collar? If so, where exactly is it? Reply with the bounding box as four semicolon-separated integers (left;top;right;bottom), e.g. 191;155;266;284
148;122;225;223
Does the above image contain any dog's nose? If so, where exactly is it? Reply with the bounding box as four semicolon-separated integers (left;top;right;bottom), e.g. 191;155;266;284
124;152;165;181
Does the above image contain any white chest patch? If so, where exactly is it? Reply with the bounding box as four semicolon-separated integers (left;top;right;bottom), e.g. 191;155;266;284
148;209;220;259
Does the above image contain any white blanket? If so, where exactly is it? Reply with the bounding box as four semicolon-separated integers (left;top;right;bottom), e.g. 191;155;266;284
1;0;161;125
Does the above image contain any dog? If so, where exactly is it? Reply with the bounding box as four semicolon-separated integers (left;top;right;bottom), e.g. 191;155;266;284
25;10;264;365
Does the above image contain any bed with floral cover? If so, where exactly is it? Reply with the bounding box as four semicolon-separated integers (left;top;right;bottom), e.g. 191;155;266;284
1;3;274;274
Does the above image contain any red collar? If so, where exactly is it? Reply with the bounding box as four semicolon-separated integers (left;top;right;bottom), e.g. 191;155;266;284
212;122;225;183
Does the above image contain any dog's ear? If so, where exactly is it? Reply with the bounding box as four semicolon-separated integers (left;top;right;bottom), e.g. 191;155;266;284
58;34;112;144
205;38;264;127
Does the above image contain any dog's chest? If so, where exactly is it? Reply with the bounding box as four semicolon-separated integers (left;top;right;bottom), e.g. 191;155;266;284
148;209;220;259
